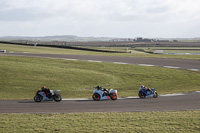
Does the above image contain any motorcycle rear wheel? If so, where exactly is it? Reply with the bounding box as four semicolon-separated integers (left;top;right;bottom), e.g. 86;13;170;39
53;94;62;102
110;93;117;100
34;95;43;102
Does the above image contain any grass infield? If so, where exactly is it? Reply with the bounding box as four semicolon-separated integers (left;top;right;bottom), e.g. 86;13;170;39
0;56;200;99
0;111;199;132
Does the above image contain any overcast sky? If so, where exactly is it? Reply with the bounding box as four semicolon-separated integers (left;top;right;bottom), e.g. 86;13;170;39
0;0;200;38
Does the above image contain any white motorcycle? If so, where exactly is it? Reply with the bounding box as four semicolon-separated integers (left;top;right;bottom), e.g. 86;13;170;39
34;89;62;102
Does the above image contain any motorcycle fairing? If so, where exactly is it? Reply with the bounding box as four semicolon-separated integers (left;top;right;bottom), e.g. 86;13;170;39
37;92;54;101
93;89;111;100
139;88;156;98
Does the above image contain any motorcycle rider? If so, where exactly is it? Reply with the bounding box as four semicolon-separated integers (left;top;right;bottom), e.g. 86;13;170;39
140;85;144;89
102;87;109;96
96;85;102;90
41;86;52;98
140;85;145;91
96;85;109;96
140;85;152;93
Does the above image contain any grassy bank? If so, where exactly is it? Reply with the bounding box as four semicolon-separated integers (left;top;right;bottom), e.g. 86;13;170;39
1;43;200;60
0;111;199;132
0;56;200;99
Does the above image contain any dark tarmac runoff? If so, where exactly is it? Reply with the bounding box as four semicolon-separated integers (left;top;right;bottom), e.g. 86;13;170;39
0;93;199;113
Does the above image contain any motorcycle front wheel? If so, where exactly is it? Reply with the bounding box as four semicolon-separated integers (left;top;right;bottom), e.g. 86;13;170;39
138;93;145;99
92;93;100;101
153;92;158;98
34;94;43;102
53;94;62;102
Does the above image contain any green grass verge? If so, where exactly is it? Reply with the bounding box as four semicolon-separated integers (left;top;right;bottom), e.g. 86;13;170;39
0;111;199;132
1;43;200;60
0;56;200;99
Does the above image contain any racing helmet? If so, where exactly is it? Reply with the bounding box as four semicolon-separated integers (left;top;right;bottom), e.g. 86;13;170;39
41;86;46;90
141;85;144;89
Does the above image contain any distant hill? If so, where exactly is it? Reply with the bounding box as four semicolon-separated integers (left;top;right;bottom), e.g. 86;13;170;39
0;35;200;42
0;35;114;42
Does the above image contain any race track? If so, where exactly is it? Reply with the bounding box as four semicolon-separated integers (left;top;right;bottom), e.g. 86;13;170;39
0;52;200;113
1;52;200;71
0;92;200;113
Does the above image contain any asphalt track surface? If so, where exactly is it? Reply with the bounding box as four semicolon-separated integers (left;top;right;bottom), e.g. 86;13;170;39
0;92;200;113
0;52;200;113
1;52;200;71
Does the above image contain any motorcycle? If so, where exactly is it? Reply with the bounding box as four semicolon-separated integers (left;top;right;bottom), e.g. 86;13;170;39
138;87;158;98
92;86;117;101
34;89;62;102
